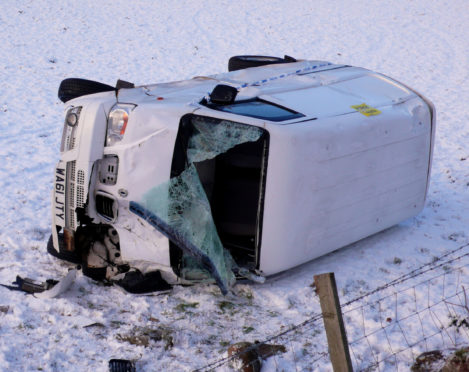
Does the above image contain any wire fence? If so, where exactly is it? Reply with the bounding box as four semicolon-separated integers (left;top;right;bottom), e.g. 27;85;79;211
194;242;469;371
345;262;469;371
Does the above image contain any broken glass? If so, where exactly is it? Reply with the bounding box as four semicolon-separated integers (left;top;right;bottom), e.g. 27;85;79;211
187;117;264;163
131;117;263;294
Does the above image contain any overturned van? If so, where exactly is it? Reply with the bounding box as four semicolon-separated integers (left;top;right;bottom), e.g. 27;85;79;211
49;56;435;294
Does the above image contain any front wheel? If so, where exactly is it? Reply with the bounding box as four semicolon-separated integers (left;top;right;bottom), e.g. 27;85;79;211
228;55;296;72
47;234;81;264
58;78;115;103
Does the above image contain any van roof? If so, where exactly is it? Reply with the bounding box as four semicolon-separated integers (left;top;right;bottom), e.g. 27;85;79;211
118;61;415;122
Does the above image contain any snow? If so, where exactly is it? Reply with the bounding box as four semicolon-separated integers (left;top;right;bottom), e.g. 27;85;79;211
0;0;468;371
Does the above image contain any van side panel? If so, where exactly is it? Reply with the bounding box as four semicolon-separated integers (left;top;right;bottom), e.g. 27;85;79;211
259;96;433;275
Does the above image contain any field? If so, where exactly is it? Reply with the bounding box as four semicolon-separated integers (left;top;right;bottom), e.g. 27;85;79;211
0;1;468;370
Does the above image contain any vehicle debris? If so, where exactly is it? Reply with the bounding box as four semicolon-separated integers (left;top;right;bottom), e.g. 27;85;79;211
1;269;77;298
108;359;136;372
114;269;172;294
34;269;77;298
0;275;58;294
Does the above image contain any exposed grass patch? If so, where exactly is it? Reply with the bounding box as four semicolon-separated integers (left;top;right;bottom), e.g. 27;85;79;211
117;326;174;349
268;310;280;317
411;350;443;372
218;301;235;313
175;302;199;312
243;326;254;334
238;288;254;302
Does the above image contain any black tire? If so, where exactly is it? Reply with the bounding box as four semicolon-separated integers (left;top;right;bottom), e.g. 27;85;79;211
58;78;115;103
228;55;297;72
47;234;81;264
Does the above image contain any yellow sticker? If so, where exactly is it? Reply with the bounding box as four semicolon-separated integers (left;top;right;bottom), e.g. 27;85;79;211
351;103;381;116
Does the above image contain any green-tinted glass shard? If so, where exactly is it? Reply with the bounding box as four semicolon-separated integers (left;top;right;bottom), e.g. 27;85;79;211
137;118;264;293
187;117;263;163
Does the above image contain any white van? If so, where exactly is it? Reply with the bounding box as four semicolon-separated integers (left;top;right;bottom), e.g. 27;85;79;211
49;56;435;294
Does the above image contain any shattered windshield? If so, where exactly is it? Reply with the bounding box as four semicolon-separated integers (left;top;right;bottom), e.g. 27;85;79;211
130;116;265;294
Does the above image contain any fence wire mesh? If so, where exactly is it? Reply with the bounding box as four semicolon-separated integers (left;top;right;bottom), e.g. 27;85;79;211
345;265;469;371
194;243;469;372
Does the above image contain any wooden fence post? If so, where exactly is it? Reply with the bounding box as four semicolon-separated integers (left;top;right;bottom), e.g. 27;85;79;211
314;272;353;372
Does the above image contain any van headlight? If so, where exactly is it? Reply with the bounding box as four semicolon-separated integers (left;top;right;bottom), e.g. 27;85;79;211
106;103;136;146
61;106;82;152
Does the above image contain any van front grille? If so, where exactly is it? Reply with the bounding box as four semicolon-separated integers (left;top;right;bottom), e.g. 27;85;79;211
66;161;86;229
66;161;76;229
96;193;116;221
77;170;85;208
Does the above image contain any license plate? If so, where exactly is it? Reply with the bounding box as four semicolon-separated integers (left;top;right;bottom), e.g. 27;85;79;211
54;164;66;226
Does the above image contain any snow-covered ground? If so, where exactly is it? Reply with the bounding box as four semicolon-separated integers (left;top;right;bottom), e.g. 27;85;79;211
0;0;468;371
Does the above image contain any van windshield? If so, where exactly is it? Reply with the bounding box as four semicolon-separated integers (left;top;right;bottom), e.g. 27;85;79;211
131;115;269;294
207;99;304;122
